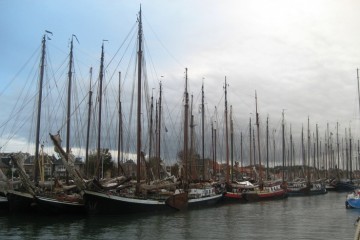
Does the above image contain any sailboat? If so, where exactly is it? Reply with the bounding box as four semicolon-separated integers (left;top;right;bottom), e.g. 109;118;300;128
82;8;179;215
287;119;326;197
7;152;37;213
34;133;86;214
183;70;223;208
6;33;51;213
25;35;87;215
167;70;223;210
240;92;287;202
222;79;246;203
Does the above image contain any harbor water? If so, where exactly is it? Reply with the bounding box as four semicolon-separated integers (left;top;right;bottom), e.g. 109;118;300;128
0;192;358;240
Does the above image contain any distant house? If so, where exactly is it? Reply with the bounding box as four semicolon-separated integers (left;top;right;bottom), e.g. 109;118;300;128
121;160;137;178
52;156;85;179
23;155;35;178
9;154;85;180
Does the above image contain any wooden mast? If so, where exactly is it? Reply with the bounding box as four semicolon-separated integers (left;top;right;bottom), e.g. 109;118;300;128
157;81;162;179
190;94;194;179
301;125;305;178
255;90;262;181
65;35;76;184
307;117;311;183
266;116;269;180
241;132;243;175
96;42;105;179
136;7;143;187
117;72;123;176
230;105;234;182
282;110;285;183
224;77;230;183
201;82;205;180
85;67;93;177
34;33;47;184
211;121;215;177
290;124;293;181
149;89;154;167
249;117;252;179
184;68;189;185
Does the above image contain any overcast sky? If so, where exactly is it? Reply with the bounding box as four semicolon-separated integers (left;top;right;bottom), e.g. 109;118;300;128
1;0;360;166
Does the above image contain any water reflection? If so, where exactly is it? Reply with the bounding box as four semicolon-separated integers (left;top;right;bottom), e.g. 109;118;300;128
0;193;359;240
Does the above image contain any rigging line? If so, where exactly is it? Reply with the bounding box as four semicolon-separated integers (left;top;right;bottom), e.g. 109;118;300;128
0;74;36;133
105;29;137;91
106;31;137;106
143;14;184;69
0;45;40;98
110;30;136;92
106;22;137;69
143;36;161;86
1;69;39;143
125;55;137;156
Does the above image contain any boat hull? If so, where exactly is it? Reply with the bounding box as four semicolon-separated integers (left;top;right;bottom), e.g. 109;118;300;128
346;198;360;209
242;189;287;202
0;195;8;213
35;195;86;214
333;181;357;192
7;190;36;213
287;186;327;197
83;190;174;215
188;193;223;208
223;192;246;203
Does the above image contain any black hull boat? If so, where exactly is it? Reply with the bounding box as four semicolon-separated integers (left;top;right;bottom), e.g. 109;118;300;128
7;190;36;213
332;180;358;192
0;192;8;213
287;182;327;197
35;195;85;214
187;187;223;209
83;190;174;215
188;194;223;208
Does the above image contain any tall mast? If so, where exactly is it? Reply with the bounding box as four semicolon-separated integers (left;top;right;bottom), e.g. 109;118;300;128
249;117;252;179
357;69;360;115
345;128;349;179
149;89;154;164
253;129;256;178
240;132;243;172
255;91;262;181
96;42;105;179
65;35;76;184
336;122;339;170
230;105;234;182
157;81;162;179
350;127;353;181
190;94;194;179
316;123;319;176
184;68;189;184
290;124;293;181
211;121;214;177
85;67;93;177
266;116;269;180
307;117;311;182
201;82;205;180
136;7;143;186
34;34;47;184
155;100;158;168
224;77;229;183
301;125;305;178
117;72;123;176
282;110;285;182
